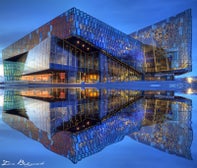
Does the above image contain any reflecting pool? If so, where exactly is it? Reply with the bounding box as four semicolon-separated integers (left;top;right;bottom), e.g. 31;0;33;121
0;88;196;168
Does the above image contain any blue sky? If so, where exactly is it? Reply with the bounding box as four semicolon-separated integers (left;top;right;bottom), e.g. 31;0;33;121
0;0;196;77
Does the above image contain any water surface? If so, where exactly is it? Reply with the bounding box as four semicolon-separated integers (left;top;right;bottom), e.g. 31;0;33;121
0;88;196;168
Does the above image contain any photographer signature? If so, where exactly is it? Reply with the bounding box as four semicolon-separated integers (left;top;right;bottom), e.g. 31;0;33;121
1;159;45;167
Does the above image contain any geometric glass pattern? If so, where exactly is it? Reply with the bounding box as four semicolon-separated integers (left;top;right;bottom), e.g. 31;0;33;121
2;8;192;83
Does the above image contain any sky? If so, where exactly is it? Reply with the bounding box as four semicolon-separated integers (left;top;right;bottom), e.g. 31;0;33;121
0;0;196;78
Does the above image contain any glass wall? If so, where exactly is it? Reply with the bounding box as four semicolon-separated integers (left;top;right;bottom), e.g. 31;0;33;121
99;53;142;82
50;37;100;83
131;9;192;75
23;37;50;75
72;8;144;73
3;7;144;83
4;35;142;84
3;61;25;81
49;37;142;83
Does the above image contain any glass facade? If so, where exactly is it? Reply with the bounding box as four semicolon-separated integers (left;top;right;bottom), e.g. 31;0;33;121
131;9;192;78
2;8;192;82
19;36;141;83
23;37;50;75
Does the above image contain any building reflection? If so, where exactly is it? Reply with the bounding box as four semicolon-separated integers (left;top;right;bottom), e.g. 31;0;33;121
176;76;197;95
130;91;192;159
2;88;192;163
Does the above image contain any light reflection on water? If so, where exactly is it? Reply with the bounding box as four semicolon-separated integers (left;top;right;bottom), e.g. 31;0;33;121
0;88;194;166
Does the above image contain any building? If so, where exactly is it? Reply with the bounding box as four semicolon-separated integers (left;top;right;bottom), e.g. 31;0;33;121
2;8;192;83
